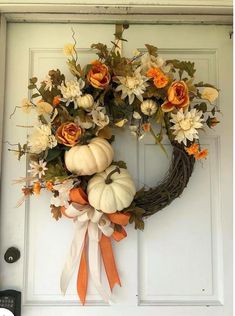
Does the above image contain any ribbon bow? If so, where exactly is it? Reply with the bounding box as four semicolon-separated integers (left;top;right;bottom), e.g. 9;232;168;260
60;188;128;305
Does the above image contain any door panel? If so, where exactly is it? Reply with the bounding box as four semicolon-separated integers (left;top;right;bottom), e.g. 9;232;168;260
0;23;232;316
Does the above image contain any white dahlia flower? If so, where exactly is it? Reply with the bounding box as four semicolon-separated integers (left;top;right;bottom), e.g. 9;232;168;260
28;124;57;154
170;108;203;145
115;68;148;104
59;78;85;108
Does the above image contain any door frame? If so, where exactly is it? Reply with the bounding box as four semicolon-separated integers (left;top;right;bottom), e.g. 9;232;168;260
0;7;232;310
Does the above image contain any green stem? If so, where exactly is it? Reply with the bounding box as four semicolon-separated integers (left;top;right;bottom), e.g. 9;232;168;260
164;114;174;143
105;167;120;184
150;126;169;159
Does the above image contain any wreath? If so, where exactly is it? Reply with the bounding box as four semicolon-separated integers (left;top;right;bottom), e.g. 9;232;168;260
11;27;220;304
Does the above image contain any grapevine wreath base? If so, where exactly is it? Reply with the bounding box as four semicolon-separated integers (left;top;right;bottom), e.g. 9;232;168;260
135;142;195;217
10;27;220;304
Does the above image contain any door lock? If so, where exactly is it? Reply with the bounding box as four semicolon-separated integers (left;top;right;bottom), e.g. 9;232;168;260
4;247;20;263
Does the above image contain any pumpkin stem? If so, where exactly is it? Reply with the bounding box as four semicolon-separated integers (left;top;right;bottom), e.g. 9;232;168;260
105;167;120;184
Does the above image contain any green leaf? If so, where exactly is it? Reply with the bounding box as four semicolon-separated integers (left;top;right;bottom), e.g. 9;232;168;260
67;59;82;77
28;84;36;90
166;59;196;78
112;160;127;169
91;43;109;60
145;44;158;57
31;93;40;99
195;102;207;112
30;77;38;84
81;64;92;79
45;148;63;163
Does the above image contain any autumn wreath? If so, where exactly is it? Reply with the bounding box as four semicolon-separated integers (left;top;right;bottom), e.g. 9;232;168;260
11;28;220;304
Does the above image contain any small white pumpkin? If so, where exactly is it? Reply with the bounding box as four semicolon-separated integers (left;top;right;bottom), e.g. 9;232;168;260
87;165;136;213
140;99;157;116
65;137;114;176
77;94;94;110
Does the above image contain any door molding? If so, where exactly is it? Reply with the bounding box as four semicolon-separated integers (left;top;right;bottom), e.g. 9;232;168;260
0;1;233;24
0;14;6;176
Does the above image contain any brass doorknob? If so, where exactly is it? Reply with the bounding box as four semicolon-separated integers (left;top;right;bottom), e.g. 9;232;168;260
4;247;20;263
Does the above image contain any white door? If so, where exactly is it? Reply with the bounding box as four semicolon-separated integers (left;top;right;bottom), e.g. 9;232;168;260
0;23;232;316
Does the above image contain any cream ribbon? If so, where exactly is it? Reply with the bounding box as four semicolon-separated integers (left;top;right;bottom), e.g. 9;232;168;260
60;202;114;302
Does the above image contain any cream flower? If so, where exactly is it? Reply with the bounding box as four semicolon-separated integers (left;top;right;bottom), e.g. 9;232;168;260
89;104;109;130
59;79;85;108
42;75;53;91
63;43;75;57
28;124;57;154
36;101;53;115
170;108;203;145
74;115;94;129
28;160;48;179
50;179;74;208
21;98;33;113
201;87;219;103
116;68;148;104
141;53;163;71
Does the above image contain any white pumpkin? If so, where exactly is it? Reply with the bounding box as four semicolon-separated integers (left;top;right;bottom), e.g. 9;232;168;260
65;137;114;176
77;94;94;110
140;99;157;116
87;165;136;213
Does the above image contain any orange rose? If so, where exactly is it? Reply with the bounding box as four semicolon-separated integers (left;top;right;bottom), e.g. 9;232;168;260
87;60;110;89
56;122;82;146
147;67;169;89
162;80;189;112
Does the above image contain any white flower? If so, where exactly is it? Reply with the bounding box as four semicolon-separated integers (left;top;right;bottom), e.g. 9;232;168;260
133;111;142;120
201;87;219;103
42;75;53;91
116;68;148;104
21;98;33;113
59;79;85;108
140;100;157;116
141;53;164;71
74;115;94;129
50;179;74;208
28;124;57;154
89;104;109;130
170;108;203;145
28;160;48;179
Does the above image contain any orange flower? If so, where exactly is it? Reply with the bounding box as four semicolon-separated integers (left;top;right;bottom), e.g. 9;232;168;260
46;181;53;191
56;122;82;147
161;80;189;112
185;143;199;156
142;122;151;132
147;67;169;88
195;149;208;160
33;182;41;195
87;60;111;89
53;95;60;107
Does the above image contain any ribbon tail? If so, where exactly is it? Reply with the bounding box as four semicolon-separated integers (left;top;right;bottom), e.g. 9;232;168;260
100;234;121;291
77;233;88;305
88;222;111;303
60;220;88;295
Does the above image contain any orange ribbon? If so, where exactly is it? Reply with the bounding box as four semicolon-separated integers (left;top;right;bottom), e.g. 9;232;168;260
62;187;129;305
